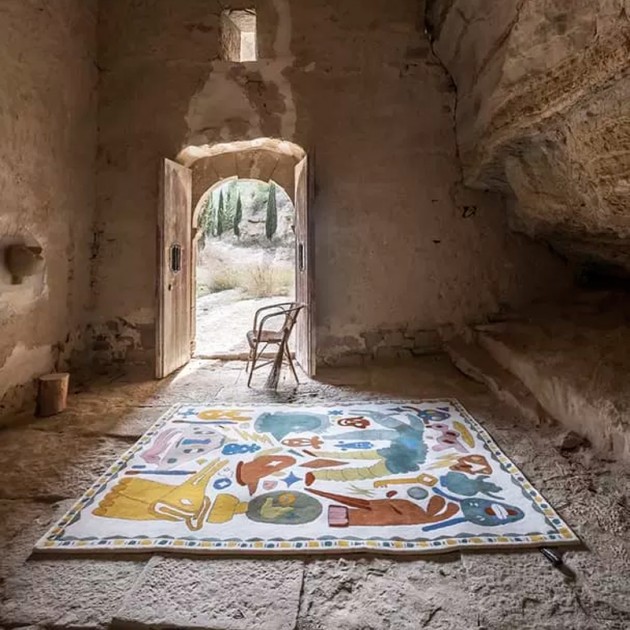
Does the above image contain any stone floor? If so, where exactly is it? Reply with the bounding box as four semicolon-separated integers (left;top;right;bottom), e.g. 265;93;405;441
1;356;629;629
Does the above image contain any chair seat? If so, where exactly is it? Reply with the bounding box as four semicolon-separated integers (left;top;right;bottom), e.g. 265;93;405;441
246;329;283;347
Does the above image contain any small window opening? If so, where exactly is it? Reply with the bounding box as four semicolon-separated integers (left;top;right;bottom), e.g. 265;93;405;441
221;9;257;62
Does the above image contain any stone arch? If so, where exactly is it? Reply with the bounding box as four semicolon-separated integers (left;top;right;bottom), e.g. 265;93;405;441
176;138;306;229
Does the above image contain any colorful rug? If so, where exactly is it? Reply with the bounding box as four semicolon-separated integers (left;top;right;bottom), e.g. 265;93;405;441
36;401;578;555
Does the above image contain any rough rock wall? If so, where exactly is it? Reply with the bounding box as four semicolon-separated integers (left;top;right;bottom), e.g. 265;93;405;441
426;0;630;273
94;0;571;365
0;0;97;413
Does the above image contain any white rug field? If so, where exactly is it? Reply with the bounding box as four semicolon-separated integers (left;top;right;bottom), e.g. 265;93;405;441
37;401;578;555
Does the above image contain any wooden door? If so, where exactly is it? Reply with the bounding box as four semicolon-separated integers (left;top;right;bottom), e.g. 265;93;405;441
294;155;315;376
156;159;192;378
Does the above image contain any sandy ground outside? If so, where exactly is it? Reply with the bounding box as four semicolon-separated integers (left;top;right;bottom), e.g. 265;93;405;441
195;238;296;357
194;289;295;357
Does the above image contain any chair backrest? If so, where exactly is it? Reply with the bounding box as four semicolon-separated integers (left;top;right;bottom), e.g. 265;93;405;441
281;303;304;337
255;302;305;339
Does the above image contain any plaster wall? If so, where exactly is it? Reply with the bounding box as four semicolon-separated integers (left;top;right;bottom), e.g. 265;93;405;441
94;0;571;365
0;0;97;412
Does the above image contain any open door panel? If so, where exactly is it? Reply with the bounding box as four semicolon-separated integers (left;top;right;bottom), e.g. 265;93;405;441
156;158;192;378
294;155;316;376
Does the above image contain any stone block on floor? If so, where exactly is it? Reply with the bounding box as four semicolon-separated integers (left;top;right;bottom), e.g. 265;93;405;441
0;499;74;580
1;558;145;629
298;556;473;630
114;556;304;630
461;552;589;629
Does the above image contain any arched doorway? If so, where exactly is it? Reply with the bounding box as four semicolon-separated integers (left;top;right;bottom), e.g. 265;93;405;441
156;138;314;379
192;177;296;358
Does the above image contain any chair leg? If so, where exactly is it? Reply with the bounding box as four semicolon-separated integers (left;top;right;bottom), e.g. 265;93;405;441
245;346;253;374
284;344;299;384
247;342;259;387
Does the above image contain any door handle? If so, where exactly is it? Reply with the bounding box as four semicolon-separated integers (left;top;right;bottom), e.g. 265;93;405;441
298;243;305;272
170;243;182;273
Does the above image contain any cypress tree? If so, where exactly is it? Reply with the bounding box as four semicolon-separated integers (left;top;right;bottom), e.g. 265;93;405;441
222;179;237;224
201;193;215;237
233;192;242;238
216;189;225;237
265;182;277;240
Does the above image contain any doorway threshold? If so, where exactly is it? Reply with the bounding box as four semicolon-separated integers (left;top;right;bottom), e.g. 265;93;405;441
194;352;292;361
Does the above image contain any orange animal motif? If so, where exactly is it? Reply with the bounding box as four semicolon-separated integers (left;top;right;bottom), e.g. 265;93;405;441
337;417;371;429
451;454;492;475
306;488;459;527
236;455;296;495
428;454;493;475
282;436;324;449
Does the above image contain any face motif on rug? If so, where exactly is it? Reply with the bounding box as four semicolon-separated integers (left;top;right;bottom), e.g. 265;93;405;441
458;497;524;527
142;426;226;469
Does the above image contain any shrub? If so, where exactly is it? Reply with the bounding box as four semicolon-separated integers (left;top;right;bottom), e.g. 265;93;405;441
208;267;240;293
196;248;240;294
241;264;293;298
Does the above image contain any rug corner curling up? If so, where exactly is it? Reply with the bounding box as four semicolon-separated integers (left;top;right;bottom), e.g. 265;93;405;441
36;400;579;555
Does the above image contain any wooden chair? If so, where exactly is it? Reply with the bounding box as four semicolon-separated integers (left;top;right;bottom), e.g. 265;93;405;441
245;302;304;387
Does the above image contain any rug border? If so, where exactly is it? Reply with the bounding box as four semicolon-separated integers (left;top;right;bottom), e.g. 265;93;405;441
34;399;580;555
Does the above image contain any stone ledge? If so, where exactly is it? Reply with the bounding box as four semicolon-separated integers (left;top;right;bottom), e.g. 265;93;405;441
443;333;545;427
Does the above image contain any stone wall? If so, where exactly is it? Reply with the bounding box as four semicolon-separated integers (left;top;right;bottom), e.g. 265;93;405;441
0;0;97;413
93;0;571;367
426;0;630;274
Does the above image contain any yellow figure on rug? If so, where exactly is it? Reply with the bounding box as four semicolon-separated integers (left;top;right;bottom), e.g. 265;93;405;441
207;494;248;523
453;421;475;448
93;458;226;531
233;428;275;445
197;409;252;422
